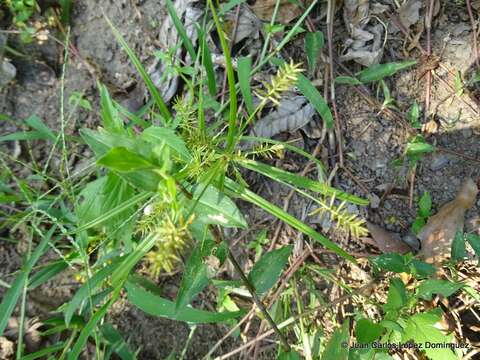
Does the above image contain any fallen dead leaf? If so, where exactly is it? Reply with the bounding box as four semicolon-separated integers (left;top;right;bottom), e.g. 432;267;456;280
250;95;315;138
418;178;479;265
397;0;422;31
366;221;412;254
249;0;310;24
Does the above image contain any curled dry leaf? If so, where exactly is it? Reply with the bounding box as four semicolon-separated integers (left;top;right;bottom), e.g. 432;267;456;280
249;0;310;24
393;0;422;32
418;178;479;265
250;95;315;138
366;222;412;254
341;0;384;66
225;6;261;45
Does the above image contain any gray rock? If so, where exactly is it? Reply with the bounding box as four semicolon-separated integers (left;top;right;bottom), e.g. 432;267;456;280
462;128;473;138
0;61;16;88
430;154;449;171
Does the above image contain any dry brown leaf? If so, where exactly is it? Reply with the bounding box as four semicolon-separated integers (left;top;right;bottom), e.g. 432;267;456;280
418;178;479;265
250;95;315;138
398;0;422;30
366;222;412;254
249;0;308;24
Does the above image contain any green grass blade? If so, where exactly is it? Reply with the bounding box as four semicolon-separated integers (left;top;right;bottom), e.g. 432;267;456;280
238;56;254;115
207;0;237;152
166;0;196;59
64;257;124;327
72;191;151;235
297;74;333;128
237;159;368;205
29;260;69;289
0;131;51;142
24;115;56;140
100;323;136;360
20;342;65;360
0;227;55;336
357;60;417;83
104;16;172;123
198;25;216;97
224;179;355;262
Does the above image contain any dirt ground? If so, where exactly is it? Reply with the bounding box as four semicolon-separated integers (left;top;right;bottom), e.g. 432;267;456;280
1;0;480;359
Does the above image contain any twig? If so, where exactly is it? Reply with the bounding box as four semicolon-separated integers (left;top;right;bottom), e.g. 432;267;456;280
326;0;344;167
466;0;480;69
408;164;416;209
424;0;435;119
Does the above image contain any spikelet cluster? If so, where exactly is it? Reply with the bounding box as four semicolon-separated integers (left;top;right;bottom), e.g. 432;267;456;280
309;196;368;238
255;61;303;106
246;143;285;160
137;199;193;276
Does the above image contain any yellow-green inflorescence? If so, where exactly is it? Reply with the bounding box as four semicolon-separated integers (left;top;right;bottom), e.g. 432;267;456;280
137;197;193;276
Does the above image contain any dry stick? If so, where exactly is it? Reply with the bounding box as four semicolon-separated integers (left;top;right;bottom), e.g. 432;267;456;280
326;0;344;167
216;280;377;360
466;0;480;69
425;0;435;119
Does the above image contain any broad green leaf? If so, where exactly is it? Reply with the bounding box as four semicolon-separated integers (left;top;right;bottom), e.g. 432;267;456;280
417;279;463;301
305;31;324;73
402;310;457;360
166;0;196;59
321;321;349;360
334;76;362;85
125;280;244;323
408;259;436;278
451;229;466;263
466;233;480;262
141;126;191;162
175;232;215;310
97;147;153;172
0;228;55;337
405;141;435;157
418;192;432;218
247;245;292;296
226;178;354;262
383;278;407;312
371;253;409;273
355;319;384;343
24;115;56;140
100;323;136;360
219;0;246;15
80;128;136;157
238;56;254;115
99;83;123;132
356;60;417;83
408;100;421;129
297;74;333;128
237;159;369;205
278;350;302;360
189;183;247;228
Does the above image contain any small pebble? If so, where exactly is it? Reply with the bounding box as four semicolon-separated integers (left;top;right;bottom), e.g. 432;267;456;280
430;154;449;171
